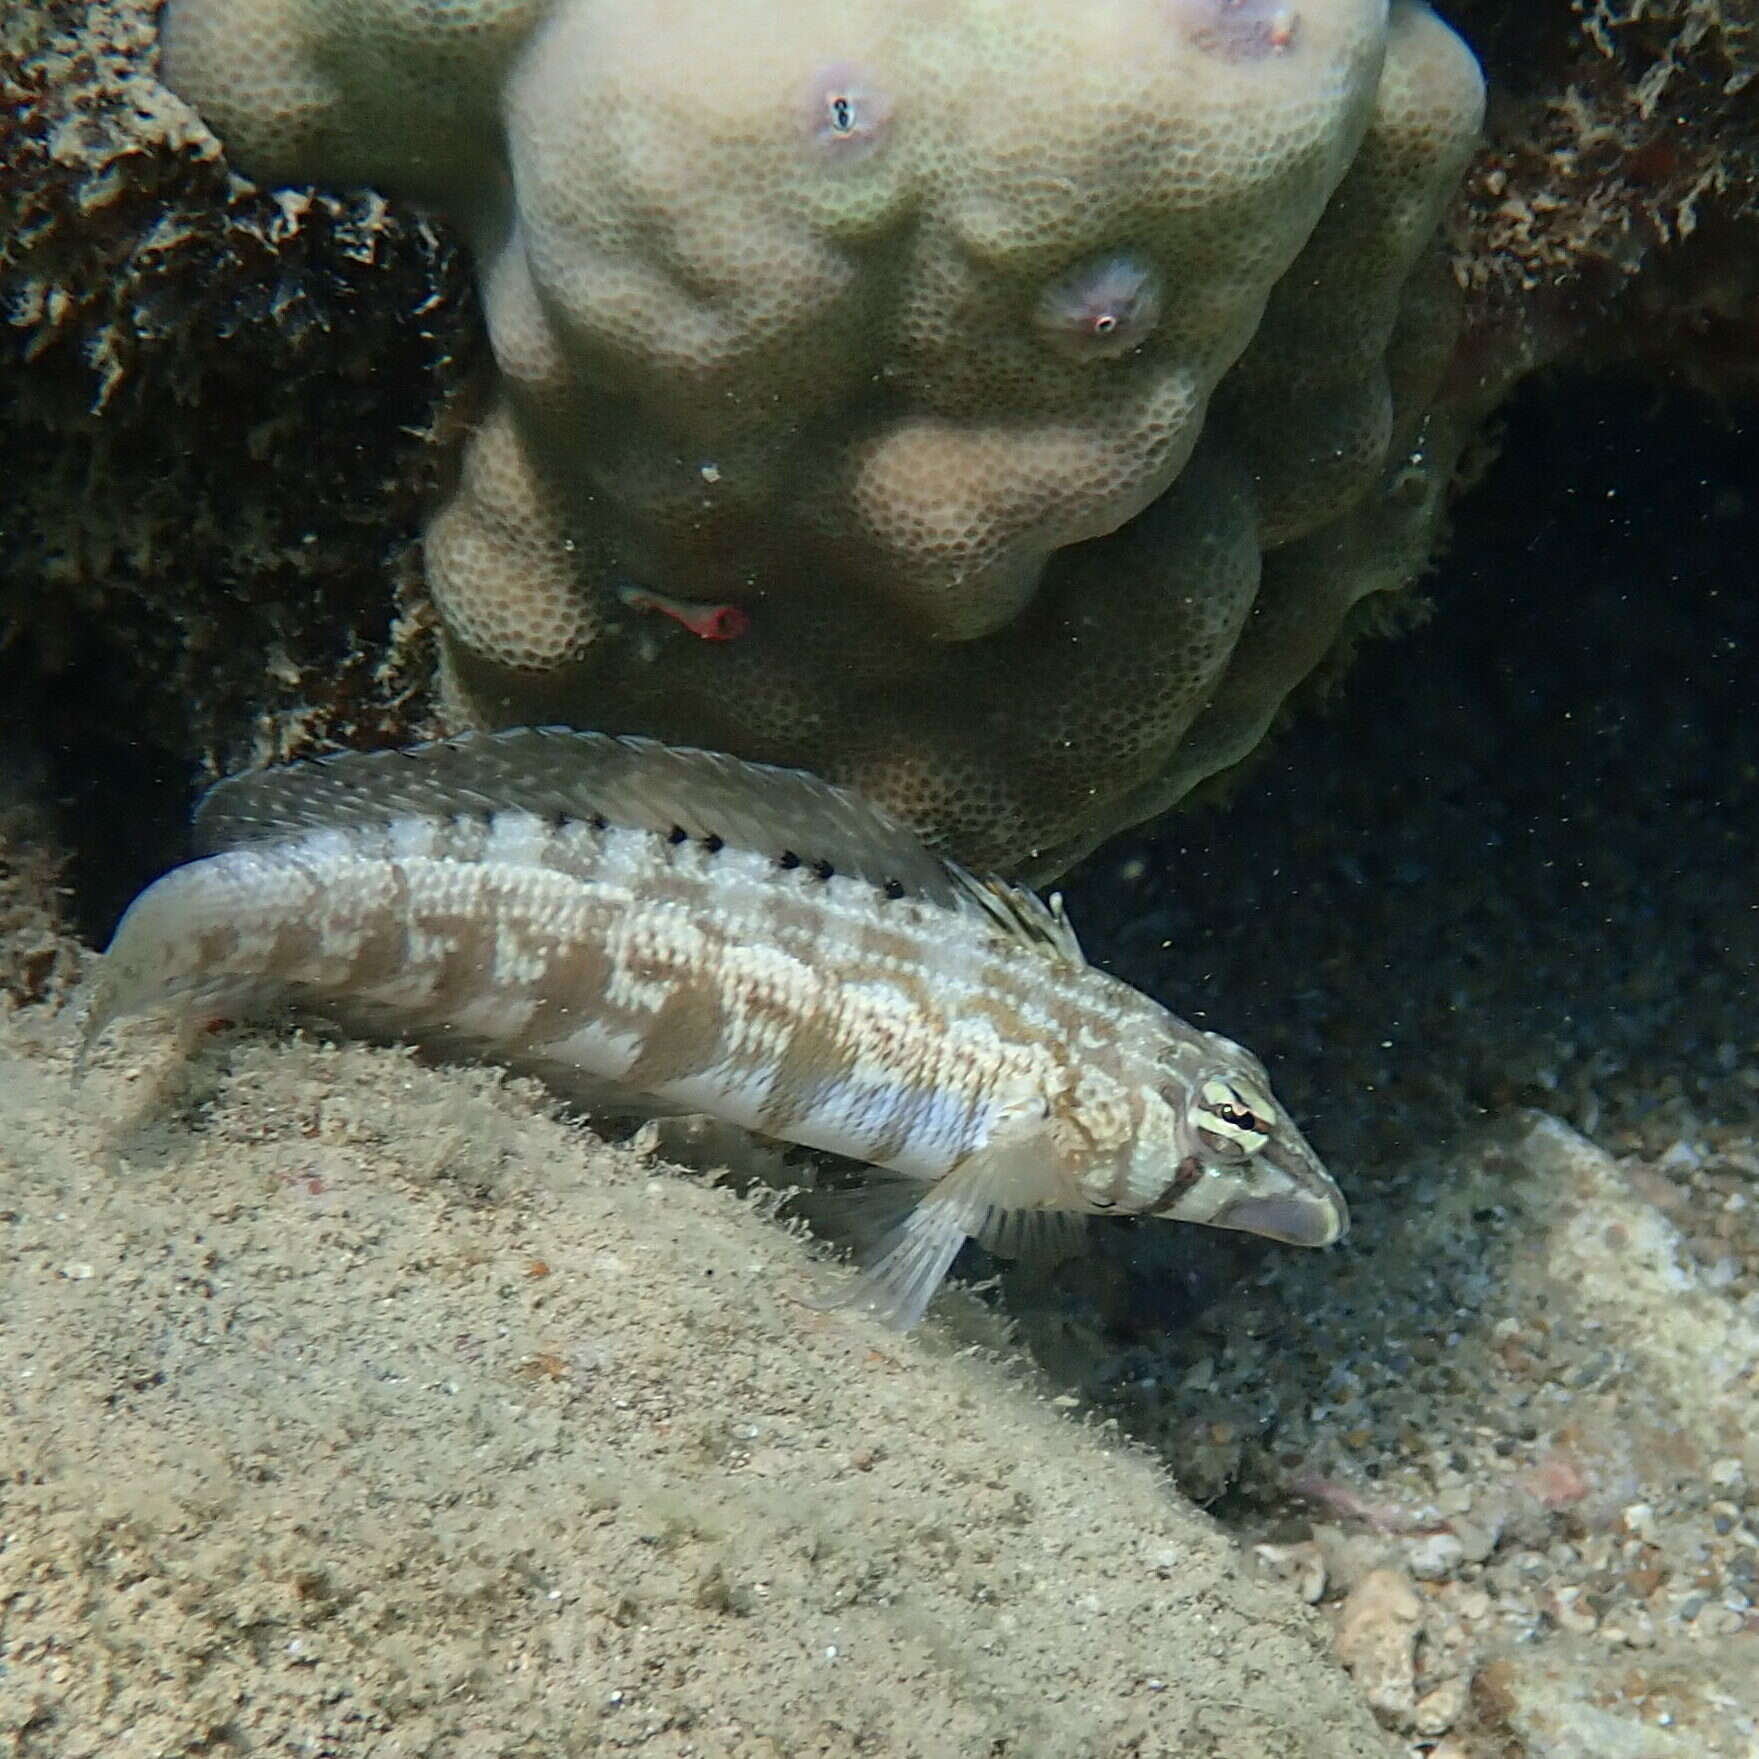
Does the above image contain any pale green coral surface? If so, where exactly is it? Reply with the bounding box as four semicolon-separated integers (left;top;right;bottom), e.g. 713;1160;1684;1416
159;0;1485;874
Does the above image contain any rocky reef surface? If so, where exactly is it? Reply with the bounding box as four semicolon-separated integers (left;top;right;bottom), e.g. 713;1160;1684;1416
8;0;1491;874
1;1005;1396;1758
1039;377;1759;1755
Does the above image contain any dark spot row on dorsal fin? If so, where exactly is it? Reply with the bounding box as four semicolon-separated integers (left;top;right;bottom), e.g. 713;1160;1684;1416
193;726;1090;969
195;727;961;902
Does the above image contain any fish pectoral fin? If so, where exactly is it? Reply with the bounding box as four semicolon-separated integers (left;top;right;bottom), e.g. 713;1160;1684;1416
821;1120;1077;1330
971;1205;1089;1267
824;1191;977;1332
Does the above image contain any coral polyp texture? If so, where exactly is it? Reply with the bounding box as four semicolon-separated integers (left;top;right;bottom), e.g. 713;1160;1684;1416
158;0;1485;875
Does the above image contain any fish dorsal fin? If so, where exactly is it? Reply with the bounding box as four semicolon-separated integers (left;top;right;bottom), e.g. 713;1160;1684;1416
194;727;949;898
952;876;1087;967
194;727;1089;967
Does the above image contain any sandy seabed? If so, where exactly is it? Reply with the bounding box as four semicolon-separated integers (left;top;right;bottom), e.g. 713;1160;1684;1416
0;1003;1388;1759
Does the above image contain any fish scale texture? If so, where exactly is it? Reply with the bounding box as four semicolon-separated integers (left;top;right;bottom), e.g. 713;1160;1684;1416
159;0;1484;875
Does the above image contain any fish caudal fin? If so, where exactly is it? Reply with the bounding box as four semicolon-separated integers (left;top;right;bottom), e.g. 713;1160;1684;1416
75;857;288;1073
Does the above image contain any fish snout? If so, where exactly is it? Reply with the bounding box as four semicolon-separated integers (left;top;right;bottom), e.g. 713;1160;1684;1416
1212;1135;1349;1248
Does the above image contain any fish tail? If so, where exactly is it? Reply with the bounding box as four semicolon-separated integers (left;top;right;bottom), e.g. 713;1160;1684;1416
75;854;293;1068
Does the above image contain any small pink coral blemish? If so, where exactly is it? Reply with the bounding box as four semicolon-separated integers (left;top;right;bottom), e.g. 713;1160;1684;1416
616;582;750;641
1171;0;1300;60
801;61;894;163
1034;253;1163;361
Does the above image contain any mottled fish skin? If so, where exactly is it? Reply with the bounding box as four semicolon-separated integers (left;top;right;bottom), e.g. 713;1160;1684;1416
83;729;1347;1329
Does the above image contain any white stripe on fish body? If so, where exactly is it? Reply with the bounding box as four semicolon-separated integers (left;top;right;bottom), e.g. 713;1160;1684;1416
110;823;1068;1176
580;902;1007;1175
106;823;1161;1189
387;815;447;862
85;729;1349;1331
767;971;972;1171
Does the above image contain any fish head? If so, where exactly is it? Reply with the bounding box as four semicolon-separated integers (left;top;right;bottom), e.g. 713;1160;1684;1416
1097;1030;1348;1248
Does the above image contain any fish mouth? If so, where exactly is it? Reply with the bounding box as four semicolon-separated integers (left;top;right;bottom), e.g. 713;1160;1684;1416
1212;1189;1347;1247
1208;1116;1350;1248
1212;1133;1349;1247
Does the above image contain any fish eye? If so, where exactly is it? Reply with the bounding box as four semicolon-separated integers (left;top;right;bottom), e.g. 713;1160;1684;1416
1192;1075;1274;1160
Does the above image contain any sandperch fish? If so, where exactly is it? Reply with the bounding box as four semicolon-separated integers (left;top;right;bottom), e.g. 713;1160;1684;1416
83;728;1347;1328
